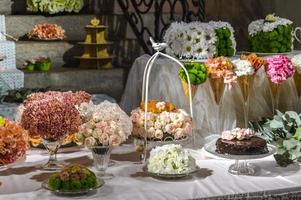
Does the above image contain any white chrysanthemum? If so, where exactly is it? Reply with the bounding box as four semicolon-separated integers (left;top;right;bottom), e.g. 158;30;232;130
232;59;255;76
164;21;217;59
248;16;293;36
147;144;196;174
292;54;301;74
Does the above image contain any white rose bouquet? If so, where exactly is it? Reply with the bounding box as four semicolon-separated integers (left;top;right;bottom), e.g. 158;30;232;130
75;101;132;148
147;144;196;174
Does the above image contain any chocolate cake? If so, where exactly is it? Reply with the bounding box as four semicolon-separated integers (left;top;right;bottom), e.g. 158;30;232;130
216;136;268;155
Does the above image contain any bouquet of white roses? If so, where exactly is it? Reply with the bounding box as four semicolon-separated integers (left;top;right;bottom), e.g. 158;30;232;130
75;101;132;148
147;144;196;174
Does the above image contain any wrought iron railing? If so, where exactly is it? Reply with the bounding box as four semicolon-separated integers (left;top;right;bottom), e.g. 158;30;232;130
116;0;205;54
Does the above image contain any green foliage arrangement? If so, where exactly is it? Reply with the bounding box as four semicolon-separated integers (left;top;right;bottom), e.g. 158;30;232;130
249;24;293;53
178;62;207;85
250;110;301;167
214;27;235;57
48;164;97;191
26;0;84;14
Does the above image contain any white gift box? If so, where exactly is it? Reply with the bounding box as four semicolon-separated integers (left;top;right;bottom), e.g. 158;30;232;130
0;40;16;70
0;15;24;93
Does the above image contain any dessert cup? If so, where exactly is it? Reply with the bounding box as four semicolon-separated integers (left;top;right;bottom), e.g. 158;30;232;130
237;74;255;127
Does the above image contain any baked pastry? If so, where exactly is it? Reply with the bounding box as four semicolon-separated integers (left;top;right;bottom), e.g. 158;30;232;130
216;128;268;155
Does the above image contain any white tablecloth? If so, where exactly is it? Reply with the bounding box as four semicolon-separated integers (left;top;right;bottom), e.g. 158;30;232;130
1;145;301;200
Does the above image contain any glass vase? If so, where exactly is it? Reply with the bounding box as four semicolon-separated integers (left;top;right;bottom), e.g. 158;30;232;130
91;145;113;179
42;138;65;171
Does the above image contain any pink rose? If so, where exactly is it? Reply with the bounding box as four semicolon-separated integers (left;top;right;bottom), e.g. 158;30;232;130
84;137;96;148
109;135;122;147
83;128;93;137
165;124;176;134
174;128;184;139
147;127;156;138
173;119;183;128
154;121;162;129
221;130;236;140
104;126;114;135
96;128;104;137
99;133;109;146
154;130;163;140
183;122;192;135
96;121;107;129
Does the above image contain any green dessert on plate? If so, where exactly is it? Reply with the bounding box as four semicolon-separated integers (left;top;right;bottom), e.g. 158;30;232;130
48;164;97;191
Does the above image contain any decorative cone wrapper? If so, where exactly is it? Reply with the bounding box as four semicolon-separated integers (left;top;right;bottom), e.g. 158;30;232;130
181;80;198;102
209;78;225;105
268;80;280;99
237;74;255;102
294;73;301;96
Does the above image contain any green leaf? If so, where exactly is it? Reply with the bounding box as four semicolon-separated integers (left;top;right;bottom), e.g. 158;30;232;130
293;127;301;141
274;152;294;167
283;138;299;150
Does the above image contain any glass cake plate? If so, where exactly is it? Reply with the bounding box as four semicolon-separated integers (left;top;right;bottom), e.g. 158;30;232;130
145;165;200;179
204;139;277;175
42;177;104;195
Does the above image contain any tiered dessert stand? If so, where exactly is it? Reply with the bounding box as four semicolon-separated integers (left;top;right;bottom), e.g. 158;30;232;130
76;17;113;69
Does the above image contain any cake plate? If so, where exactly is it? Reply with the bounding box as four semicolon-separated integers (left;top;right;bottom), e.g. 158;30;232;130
204;140;277;175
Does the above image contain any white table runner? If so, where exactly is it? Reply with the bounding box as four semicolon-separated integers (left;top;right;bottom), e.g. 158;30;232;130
0;145;301;200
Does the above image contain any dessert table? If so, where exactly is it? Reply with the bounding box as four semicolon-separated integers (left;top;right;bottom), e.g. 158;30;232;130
1;144;301;200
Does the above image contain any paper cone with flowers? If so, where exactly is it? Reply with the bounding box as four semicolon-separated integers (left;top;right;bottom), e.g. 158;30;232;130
178;62;207;102
205;56;236;105
265;55;295;103
238;53;267;102
292;54;301;96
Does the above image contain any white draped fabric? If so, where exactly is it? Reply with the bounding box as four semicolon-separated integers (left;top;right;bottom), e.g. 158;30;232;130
120;54;300;140
1;145;301;199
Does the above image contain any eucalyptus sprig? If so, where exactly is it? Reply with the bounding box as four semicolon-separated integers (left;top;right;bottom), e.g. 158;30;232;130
250;110;301;167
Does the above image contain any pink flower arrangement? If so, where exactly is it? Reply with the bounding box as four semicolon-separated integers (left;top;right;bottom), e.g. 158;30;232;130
131;103;192;141
75;101;132;148
265;55;295;84
221;128;256;141
21;98;82;141
0;118;29;166
28;23;66;40
23;91;91;107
